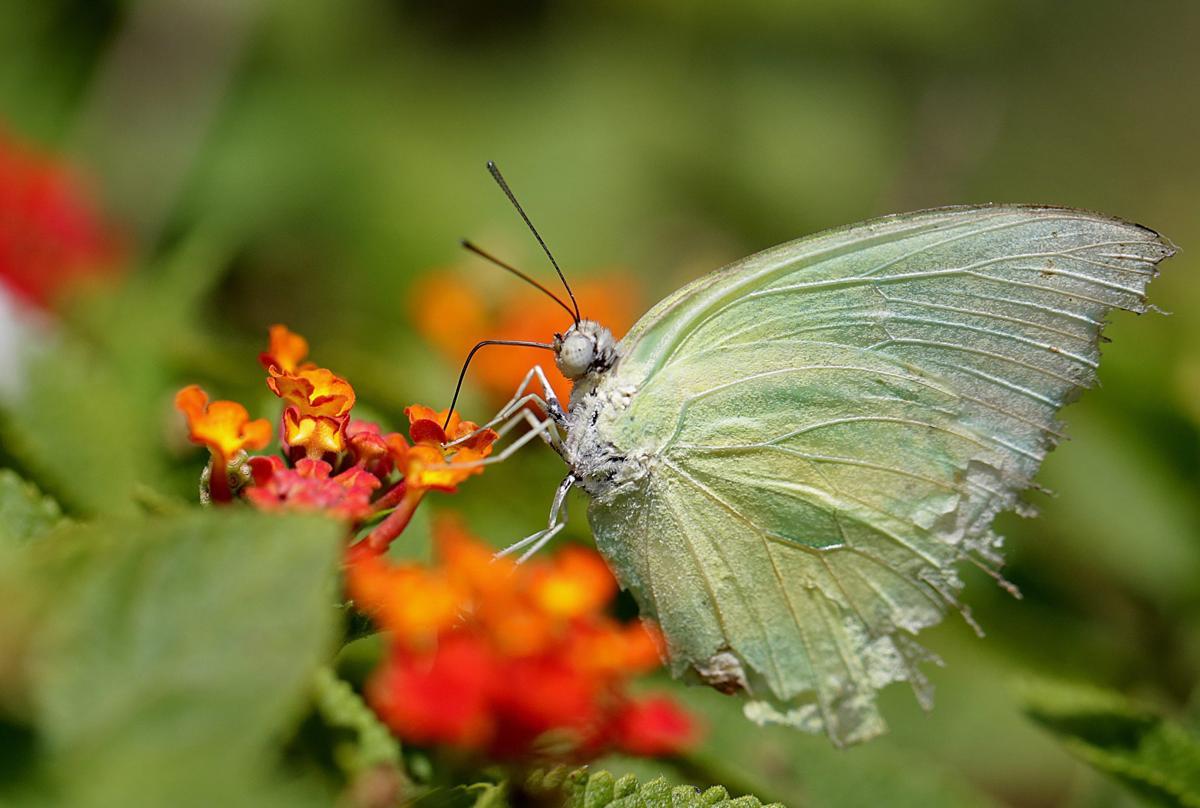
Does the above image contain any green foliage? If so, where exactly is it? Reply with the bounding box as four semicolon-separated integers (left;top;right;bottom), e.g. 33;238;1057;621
468;781;510;808
0;229;235;517
1023;679;1200;808
0;509;344;807
406;765;787;808
651;679;1004;808
404;781;507;808
0;332;159;516
311;666;404;779
525;766;785;808
0;470;62;544
0;0;1197;803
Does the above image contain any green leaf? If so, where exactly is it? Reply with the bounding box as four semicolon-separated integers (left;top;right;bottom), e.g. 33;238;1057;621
652;678;1002;807
0;333;161;516
0;469;62;544
1022;678;1200;808
0;228;237;516
525;766;784;808
12;508;344;806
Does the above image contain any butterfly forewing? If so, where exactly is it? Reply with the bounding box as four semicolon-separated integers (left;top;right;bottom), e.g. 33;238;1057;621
584;206;1174;745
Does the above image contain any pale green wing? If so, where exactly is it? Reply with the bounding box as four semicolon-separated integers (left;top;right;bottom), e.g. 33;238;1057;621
585;206;1174;745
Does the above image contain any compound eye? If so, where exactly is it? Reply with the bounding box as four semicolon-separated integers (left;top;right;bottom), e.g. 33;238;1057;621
555;333;595;379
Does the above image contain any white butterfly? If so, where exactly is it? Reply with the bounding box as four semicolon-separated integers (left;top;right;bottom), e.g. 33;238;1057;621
453;163;1175;745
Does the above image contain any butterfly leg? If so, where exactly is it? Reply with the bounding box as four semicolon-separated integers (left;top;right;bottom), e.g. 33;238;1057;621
472;366;545;428
446;397;551;446
490;364;565;425
489;364;565;426
445;365;565;445
445;368;567;460
489;407;565;456
528;364;567;425
495;473;575;562
485;364;566;423
450;412;563;471
507;365;566;454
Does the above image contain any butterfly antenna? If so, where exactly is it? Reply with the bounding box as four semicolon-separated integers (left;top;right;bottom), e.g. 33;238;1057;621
486;160;581;324
460;239;578;323
442;338;555;430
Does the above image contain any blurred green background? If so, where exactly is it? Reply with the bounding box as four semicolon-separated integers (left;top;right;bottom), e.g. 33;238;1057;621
1;0;1198;805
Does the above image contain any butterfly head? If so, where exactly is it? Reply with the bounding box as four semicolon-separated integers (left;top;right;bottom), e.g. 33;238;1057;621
553;319;617;380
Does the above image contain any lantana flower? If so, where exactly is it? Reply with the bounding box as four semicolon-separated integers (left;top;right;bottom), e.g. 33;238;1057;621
260;324;356;461
174;324;695;767
399;404;497;491
177;325;497;561
174;385;271;502
348;518;698;761
348;404;498;557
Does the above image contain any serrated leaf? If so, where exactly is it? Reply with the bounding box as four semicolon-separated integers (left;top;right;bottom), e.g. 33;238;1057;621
525;766;784;808
1023;679;1200;808
311;666;404;778
470;781;509;808
406;782;506;808
0;469;62;544
11;509;344;806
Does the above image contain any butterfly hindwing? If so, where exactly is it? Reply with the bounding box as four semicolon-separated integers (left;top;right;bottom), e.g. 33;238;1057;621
584;207;1174;744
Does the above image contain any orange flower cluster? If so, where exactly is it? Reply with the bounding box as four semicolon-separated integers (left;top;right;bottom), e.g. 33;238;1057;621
348;519;698;761
0;126;122;309
260;325;357;461
411;269;640;407
175;325;496;526
175;324;697;765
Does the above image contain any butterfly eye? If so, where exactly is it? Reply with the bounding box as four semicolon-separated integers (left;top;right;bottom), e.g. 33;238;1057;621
555;332;595;380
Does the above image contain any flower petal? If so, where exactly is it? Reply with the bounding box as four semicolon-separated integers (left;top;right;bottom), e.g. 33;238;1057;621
259;323;310;373
175;384;271;459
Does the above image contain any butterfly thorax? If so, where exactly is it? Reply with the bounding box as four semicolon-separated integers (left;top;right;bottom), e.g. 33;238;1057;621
555;320;653;500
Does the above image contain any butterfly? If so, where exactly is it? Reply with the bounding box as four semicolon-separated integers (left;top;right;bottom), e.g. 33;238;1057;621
455;163;1176;746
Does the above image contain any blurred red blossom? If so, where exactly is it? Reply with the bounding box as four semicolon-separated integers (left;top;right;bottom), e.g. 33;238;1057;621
0;127;122;309
609;696;698;758
349;518;699;761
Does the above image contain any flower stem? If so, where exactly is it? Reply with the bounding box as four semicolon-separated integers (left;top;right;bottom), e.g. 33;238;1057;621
208;454;232;503
371;481;409;513
354;485;424;555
